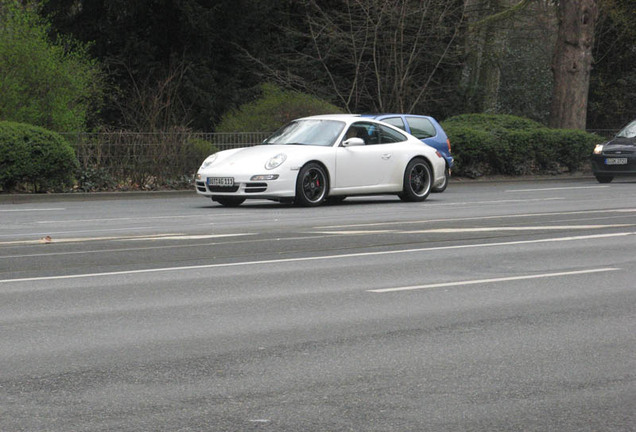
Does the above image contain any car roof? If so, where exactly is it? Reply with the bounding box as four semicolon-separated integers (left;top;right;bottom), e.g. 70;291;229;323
298;114;360;121
363;113;434;119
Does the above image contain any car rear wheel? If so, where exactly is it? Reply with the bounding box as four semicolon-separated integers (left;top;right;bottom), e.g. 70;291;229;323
400;158;432;202
213;196;245;207
595;175;614;184
295;163;328;206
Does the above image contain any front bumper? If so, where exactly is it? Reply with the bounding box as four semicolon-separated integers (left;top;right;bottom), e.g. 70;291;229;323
590;155;636;176
195;171;297;200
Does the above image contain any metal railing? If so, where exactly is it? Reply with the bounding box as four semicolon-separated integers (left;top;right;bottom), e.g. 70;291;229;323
62;131;270;188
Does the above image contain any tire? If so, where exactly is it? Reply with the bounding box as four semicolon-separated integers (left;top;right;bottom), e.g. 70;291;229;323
432;167;449;193
595;175;614;184
295;163;328;206
326;196;346;205
400;158;432;202
213;196;245;207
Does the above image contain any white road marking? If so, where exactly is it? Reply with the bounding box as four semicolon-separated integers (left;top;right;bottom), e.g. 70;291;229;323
0;207;66;212
35;215;202;224
127;234;253;241
0;234;332;259
0;226;155;239
507;186;610;192
432;197;563;206
404;224;634;234
315;224;633;236
0;233;253;246
368;268;621;293
1;232;633;285
316;208;636;230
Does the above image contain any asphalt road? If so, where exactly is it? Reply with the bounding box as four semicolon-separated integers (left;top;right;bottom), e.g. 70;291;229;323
1;179;635;431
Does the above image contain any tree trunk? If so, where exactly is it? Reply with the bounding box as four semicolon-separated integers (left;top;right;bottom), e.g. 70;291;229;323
549;0;598;130
460;0;507;113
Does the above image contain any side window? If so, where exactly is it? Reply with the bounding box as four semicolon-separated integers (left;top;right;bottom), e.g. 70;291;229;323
345;122;380;145
406;117;436;139
377;124;407;144
345;122;407;145
381;117;406;131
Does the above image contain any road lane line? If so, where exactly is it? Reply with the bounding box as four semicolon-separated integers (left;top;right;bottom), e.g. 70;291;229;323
316;208;636;229
404;224;634;234
35;215;202;224
0;233;253;246
0;232;633;285
368;268;621;293
506;186;610;192
0;208;66;212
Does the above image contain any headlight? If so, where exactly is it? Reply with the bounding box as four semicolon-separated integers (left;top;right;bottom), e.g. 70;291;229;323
265;153;287;170
200;154;218;169
593;144;604;155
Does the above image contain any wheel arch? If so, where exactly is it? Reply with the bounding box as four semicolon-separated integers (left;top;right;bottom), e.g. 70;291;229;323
405;155;434;181
299;159;332;192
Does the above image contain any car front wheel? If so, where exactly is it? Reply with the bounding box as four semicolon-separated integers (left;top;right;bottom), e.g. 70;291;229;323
400;158;432;202
595;175;614;184
213;196;245;207
295;163;328;206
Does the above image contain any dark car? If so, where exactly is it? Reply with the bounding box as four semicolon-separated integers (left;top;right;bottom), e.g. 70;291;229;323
591;119;636;183
364;114;453;192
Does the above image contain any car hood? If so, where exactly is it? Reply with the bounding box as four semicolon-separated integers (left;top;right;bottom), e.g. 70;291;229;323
204;144;333;172
606;136;635;147
604;137;635;154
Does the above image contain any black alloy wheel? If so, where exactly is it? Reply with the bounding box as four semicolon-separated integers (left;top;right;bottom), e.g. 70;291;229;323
595;175;614;184
213;196;246;207
296;163;328;206
400;158;432;202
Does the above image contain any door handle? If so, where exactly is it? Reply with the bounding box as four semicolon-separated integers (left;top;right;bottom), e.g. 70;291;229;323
382;153;392;159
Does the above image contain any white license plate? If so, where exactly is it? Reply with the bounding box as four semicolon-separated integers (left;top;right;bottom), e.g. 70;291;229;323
207;177;234;186
605;158;628;165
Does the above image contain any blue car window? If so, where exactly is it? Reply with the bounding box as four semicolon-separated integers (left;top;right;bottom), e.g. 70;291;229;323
381;117;406;131
406;117;436;139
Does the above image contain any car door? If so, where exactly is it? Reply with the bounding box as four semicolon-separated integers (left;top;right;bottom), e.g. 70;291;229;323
334;122;406;191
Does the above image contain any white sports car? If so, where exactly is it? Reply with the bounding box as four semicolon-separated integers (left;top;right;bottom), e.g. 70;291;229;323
195;115;447;207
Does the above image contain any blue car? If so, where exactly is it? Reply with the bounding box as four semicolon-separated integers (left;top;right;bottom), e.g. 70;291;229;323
364;114;453;192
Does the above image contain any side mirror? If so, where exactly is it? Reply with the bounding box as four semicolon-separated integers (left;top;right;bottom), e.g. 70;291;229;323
343;137;365;147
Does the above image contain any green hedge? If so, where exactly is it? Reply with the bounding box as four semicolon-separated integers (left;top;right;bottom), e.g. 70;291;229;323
442;114;602;177
0;121;78;192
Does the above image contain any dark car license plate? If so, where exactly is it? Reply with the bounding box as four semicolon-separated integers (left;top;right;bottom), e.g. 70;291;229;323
207;177;234;186
605;158;628;165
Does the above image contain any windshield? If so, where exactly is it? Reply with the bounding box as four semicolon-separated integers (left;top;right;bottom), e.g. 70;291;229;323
616;120;636;138
264;120;345;147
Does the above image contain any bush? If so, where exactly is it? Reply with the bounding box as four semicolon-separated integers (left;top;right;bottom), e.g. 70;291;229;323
216;83;344;132
0;121;79;192
442;114;603;177
0;1;103;132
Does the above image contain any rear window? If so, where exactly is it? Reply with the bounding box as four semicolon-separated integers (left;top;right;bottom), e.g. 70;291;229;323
406;117;436;139
381;117;406;131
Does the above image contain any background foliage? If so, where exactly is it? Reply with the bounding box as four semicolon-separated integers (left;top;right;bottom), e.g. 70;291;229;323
0;0;102;132
0;121;78;191
33;0;633;132
0;0;635;192
216;84;343;133
443;114;602;177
